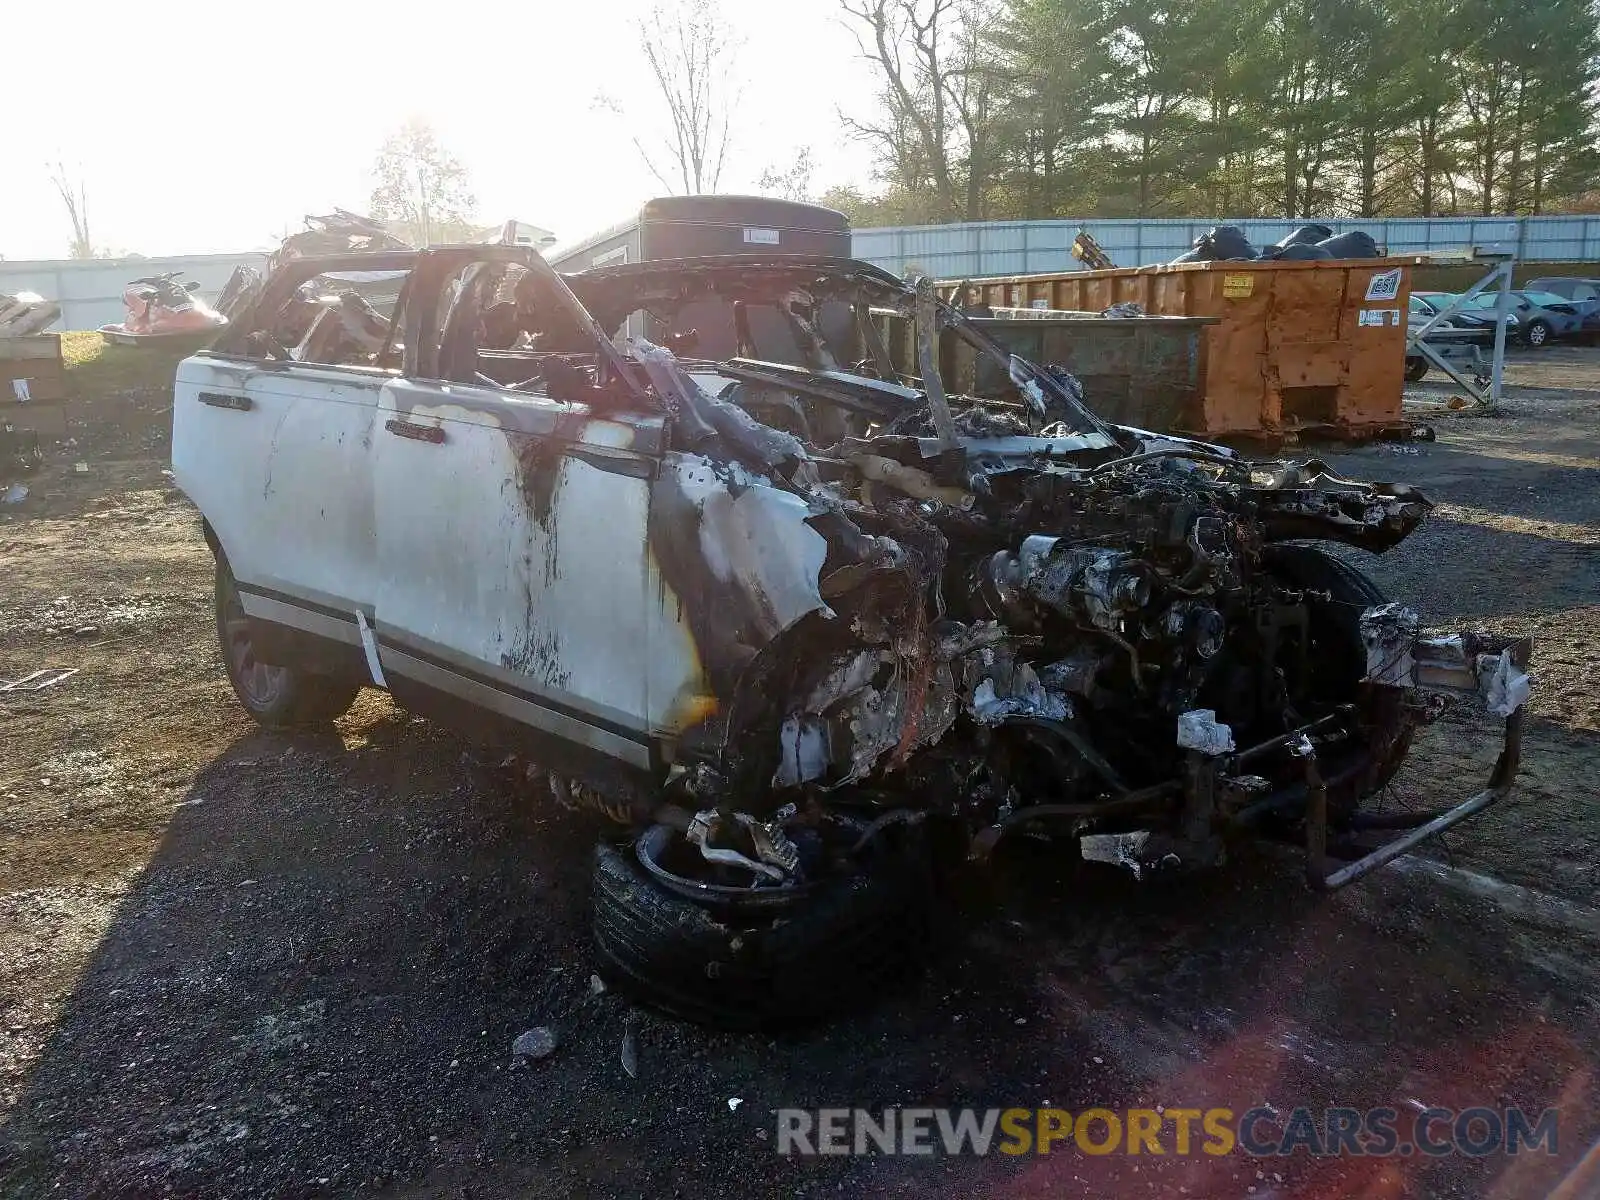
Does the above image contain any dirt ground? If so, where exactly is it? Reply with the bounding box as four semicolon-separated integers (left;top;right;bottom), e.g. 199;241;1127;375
1;343;1597;1199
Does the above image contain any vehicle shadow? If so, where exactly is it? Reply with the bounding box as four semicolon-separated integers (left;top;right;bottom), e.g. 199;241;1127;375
4;709;1598;1199
1347;512;1599;621
1315;440;1599;623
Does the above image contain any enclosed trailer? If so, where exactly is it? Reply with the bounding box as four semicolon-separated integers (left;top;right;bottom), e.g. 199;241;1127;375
547;196;851;272
549;197;854;355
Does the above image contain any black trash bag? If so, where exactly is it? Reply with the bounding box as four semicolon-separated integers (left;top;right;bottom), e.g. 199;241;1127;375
1208;226;1258;259
1316;230;1380;259
1170;225;1258;264
1274;242;1333;261
1274;223;1334;250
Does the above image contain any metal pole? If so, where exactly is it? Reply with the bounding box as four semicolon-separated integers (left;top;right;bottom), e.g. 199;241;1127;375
914;276;960;451
1489;258;1511;410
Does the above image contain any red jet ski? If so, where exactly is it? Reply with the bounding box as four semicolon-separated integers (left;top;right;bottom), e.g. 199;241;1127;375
100;273;228;347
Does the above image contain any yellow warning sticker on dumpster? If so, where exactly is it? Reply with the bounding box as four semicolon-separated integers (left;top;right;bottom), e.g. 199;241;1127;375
1222;274;1254;298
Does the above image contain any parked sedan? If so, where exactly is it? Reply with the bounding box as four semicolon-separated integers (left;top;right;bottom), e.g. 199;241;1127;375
1454;290;1583;348
1525;277;1600;338
1411;291;1506;341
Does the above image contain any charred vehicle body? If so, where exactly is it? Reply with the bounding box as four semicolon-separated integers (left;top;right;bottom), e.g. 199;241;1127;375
171;245;1531;1026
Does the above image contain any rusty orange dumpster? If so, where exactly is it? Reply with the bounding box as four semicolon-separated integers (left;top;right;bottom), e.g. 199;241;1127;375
950;257;1424;441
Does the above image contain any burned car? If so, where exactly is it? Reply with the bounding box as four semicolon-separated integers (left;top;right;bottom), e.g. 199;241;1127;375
171;246;1530;1026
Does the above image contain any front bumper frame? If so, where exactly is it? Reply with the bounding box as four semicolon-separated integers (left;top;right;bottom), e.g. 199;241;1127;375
1302;706;1525;890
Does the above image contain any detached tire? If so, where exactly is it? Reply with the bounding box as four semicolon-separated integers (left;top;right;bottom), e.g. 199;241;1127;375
1404;356;1428;382
214;560;361;728
1264;544;1415;804
592;829;934;1029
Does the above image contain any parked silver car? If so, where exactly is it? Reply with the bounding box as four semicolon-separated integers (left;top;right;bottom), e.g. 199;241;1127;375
1454;290;1583;348
1525;277;1600;339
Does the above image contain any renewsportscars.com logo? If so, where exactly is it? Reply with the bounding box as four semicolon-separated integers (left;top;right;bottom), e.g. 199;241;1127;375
776;1106;1559;1158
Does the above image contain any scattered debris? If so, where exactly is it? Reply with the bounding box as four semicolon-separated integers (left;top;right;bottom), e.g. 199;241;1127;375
588;973;607;996
0;292;61;337
0;667;80;694
1080;831;1176;880
620;1026;639;1079
727;1097;743;1112
3;482;27;504
511;1027;557;1061
1176;709;1236;755
239;1000;326;1054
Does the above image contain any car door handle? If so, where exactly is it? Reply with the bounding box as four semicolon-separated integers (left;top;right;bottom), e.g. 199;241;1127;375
198;391;252;411
384;418;446;444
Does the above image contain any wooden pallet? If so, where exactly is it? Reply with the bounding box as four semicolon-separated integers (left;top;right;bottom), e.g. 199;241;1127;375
0;334;67;436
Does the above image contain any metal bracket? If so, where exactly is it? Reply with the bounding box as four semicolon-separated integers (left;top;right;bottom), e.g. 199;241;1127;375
1306;708;1525;890
1405;250;1514;411
199;391;252;411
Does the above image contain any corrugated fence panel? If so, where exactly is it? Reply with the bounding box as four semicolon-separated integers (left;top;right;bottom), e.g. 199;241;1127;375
1025;248;1076;273
977;224;1031;253
852;215;1600;278
0;252;266;331
977;251;1030;276
849;229;901;260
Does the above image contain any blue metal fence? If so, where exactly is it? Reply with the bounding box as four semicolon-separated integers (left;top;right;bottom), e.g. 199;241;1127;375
851;216;1600;278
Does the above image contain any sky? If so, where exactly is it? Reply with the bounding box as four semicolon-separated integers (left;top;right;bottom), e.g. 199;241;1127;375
0;0;882;261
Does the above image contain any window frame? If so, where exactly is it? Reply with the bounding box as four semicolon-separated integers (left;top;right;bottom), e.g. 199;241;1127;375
205;250;419;379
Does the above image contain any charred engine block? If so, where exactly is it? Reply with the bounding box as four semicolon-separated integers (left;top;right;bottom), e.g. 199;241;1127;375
959;469;1261;715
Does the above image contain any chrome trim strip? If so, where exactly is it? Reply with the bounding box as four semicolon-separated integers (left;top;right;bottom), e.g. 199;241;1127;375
381;649;652;770
236;592;362;646
374;624;646;738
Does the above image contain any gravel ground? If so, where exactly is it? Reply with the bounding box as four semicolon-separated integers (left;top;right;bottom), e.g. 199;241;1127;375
1;349;1597;1198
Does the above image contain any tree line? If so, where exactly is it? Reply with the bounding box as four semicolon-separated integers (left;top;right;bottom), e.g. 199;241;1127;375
815;0;1600;226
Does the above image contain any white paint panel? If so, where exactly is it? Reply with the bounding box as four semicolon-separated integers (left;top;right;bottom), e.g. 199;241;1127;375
643;453;831;736
374;382;651;734
172;356;381;613
382;649;650;768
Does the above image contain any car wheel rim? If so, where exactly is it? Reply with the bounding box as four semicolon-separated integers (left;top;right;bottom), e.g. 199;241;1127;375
222;585;289;707
635;823;819;909
1530;325;1546;345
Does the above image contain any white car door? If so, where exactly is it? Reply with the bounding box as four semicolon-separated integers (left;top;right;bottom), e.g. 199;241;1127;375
371;378;661;772
173;354;384;645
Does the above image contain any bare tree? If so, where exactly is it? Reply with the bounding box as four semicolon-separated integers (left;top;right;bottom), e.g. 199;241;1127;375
369;118;477;246
838;0;998;223
48;160;94;259
635;0;741;194
758;147;816;201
